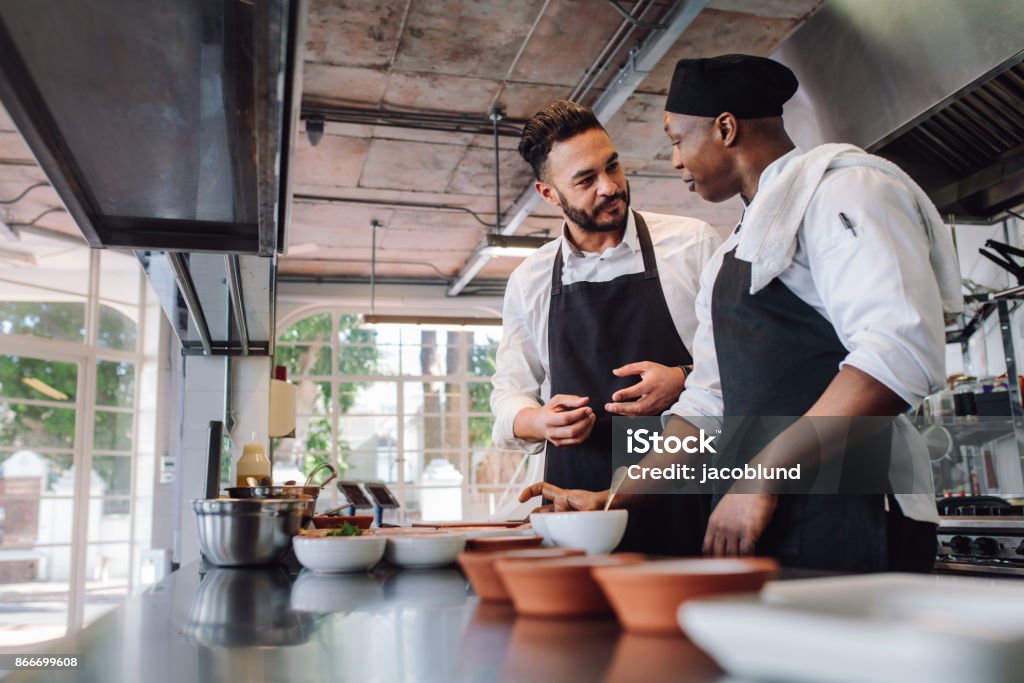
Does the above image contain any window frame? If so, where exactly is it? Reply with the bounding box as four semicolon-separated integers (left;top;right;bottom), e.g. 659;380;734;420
0;247;152;644
274;309;524;522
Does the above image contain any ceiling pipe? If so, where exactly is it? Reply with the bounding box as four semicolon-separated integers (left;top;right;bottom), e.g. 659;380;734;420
446;0;710;296
293;193;495;228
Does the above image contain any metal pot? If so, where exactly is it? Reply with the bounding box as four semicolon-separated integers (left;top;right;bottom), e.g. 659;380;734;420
192;498;305;567
223;485;320;524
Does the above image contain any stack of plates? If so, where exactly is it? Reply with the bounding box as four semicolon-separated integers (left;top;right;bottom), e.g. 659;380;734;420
680;573;1024;683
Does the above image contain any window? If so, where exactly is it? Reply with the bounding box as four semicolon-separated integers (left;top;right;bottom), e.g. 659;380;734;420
0;234;159;646
273;312;527;522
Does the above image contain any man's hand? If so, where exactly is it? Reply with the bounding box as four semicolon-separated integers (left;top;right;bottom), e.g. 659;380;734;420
703;493;778;557
518;481;609;512
605;362;686;416
513;395;596;446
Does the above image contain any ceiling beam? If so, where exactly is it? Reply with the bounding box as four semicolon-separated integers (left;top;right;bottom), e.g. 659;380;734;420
446;0;710;296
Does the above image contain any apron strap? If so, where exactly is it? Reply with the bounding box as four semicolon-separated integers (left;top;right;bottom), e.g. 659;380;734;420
633;211;659;279
550;234;565;297
550;211;657;296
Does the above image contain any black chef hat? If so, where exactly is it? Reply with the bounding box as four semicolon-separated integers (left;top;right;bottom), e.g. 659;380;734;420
665;54;798;118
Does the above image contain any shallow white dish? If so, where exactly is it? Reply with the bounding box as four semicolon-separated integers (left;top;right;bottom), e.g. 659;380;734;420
453;526;530;540
365;526;442;536
384;533;466;568
680;573;1024;683
289;569;385;613
542;510;627;554
292;535;386;574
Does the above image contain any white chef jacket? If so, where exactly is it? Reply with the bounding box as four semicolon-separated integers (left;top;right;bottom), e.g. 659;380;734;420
665;148;945;523
491;209;722;454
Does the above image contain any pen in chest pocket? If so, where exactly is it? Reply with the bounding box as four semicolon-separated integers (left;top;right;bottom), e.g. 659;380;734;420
838;212;857;237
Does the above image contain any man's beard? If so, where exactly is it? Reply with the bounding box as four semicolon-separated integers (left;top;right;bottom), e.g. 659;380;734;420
557;183;630;234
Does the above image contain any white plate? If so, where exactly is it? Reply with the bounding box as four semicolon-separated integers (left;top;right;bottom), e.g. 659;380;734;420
450;527;530;540
384;533;466;568
680;573;1024;683
292;535;386;574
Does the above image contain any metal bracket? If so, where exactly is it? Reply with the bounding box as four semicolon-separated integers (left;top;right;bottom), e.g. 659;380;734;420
225;254;250;356
166;253;214;356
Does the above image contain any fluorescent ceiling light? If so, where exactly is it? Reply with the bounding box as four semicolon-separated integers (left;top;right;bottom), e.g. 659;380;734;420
287;242;320;256
22;377;69;401
0;215;17;241
478;233;551;259
363;315;501;328
0;245;36;266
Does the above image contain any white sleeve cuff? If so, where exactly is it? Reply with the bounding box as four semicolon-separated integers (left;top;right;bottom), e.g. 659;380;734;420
840;337;941;410
491;394;544;452
663;386;724;424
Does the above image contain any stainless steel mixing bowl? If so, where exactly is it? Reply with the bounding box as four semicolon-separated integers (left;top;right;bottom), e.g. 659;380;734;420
223;485;319;524
192;498;305;566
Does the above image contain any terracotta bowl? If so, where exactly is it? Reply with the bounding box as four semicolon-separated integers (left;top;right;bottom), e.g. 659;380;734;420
495;553;646;618
591;558;779;635
312;515;374;530
457;548;584;602
466;534;544;552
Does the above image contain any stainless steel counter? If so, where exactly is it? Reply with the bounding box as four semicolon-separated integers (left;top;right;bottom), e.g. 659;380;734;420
5;560;726;683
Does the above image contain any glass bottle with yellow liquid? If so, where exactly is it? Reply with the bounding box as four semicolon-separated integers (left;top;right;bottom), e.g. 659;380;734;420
236;438;271;487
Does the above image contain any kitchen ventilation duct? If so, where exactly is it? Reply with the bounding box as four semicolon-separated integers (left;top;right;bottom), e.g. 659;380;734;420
773;0;1024;223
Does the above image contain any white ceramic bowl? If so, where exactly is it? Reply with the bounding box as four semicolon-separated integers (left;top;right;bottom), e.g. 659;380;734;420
384;533;467;568
529;513;555;546
543;510;628;554
292;535;386;574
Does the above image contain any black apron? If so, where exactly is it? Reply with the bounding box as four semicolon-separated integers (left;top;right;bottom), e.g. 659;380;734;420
711;247;897;572
545;211;708;556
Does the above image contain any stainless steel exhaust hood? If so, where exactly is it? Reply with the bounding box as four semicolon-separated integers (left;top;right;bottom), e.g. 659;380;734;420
0;0;302;254
0;1;305;355
773;0;1024;223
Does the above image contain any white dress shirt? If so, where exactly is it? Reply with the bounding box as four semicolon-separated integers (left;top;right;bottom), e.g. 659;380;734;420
666;148;945;523
492;209;722;454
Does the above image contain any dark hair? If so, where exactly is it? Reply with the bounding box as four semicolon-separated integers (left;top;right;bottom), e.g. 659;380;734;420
518;100;604;180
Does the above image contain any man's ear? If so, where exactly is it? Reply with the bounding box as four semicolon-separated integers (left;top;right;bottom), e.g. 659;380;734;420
535;180;561;208
716;113;738;147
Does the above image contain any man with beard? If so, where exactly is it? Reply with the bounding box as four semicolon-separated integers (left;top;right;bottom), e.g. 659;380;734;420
491;100;721;554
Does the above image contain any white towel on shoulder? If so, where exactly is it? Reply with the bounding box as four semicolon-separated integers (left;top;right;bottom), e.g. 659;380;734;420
734;143;964;315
